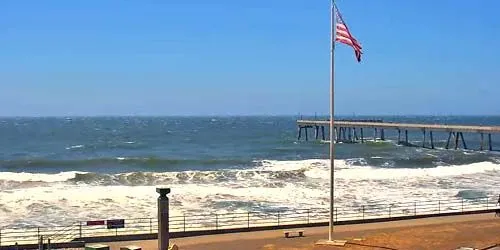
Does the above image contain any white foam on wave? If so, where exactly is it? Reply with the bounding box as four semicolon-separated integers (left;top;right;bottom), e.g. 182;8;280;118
0;171;85;182
2;159;500;228
65;145;84;150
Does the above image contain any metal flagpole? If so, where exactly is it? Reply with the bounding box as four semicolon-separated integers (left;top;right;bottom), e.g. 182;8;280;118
329;0;336;242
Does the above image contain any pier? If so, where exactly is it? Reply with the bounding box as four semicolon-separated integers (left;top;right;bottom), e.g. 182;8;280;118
296;120;500;151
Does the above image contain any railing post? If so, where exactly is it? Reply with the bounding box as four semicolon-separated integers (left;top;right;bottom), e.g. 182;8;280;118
215;214;218;230
438;200;441;213
247;212;250;228
183;215;186;232
461;198;464;212
37;227;40;240
414;202;417;216
79;221;82;238
487;197;489;209
47;238;51;250
335;208;338;222
362;206;365;219
389;205;391;218
150;218;153;233
0;228;2;246
307;209;310;224
277;211;280;226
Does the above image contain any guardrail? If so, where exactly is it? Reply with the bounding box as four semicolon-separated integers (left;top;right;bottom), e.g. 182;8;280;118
0;196;497;246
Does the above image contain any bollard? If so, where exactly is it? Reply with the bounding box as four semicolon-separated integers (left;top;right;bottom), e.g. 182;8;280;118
79;221;82;238
156;187;170;250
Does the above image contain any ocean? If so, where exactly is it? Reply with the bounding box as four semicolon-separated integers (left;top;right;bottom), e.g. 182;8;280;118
1;116;500;228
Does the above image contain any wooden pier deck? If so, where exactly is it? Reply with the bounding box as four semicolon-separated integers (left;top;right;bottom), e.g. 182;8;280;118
296;119;500;151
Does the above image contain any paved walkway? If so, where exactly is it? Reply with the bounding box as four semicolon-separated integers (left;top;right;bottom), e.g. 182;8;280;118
101;213;500;250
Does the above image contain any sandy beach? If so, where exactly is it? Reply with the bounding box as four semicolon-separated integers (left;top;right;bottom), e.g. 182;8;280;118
99;212;500;250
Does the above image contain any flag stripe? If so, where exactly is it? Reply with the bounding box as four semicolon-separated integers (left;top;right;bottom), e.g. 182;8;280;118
335;4;362;62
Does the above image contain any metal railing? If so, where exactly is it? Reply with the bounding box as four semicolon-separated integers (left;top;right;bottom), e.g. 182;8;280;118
0;196;497;246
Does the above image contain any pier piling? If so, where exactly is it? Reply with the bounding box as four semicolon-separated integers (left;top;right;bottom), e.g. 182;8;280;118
296;119;500;152
430;131;434;149
488;134;492;151
422;129;426;148
397;129;401;145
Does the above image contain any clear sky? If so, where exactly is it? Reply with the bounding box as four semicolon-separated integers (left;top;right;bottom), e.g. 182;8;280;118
1;0;499;116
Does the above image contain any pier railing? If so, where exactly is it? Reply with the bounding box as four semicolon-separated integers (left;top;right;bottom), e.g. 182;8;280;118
0;196;498;246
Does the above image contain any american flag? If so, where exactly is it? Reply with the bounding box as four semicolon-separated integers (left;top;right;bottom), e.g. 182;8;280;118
335;4;362;62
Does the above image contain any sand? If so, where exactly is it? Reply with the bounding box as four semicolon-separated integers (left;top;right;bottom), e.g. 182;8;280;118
101;212;500;250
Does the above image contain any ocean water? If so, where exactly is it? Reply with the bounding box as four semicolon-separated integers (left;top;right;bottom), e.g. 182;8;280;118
1;116;500;228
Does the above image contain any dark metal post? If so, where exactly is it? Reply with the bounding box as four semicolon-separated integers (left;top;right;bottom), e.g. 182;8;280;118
414;202;417;216
389;206;391;218
307;209;310;224
183;215;186;232
362;206;365;219
150;218;153;233
374;128;377;141
304;127;308;141
445;132;452;149
405;130;408;144
422;129;426;148
79;222;82;238
360;128;364;143
247;212;250;228
489;134;493;151
335;208;338;222
454;132;460;149
461;198;464;212
156;187;171;250
430;131;434;149
460;132;467;149
215;214;219;230
438;200;440;213
381;129;385;140
398;129;401;144
297;127;302;140
321;126;326;140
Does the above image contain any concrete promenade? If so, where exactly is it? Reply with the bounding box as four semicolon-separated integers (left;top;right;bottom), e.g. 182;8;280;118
103;212;500;250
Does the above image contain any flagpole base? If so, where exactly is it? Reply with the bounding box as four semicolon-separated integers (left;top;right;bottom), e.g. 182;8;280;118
315;239;347;246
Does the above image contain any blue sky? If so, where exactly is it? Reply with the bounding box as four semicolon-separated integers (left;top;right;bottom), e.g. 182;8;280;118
1;0;499;116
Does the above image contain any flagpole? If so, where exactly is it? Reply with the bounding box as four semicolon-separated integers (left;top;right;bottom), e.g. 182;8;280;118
329;0;336;242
